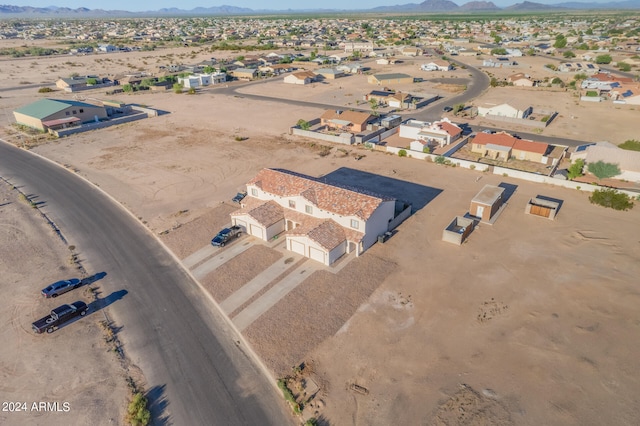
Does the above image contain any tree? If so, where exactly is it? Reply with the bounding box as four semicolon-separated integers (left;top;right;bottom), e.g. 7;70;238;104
563;50;576;58
587;161;621;179
453;104;465;115
595;54;612;64
589;188;634;211
173;83;183;94
122;84;133;93
369;98;379;116
491;48;507;55
296;119;310;130
567;158;584;179
553;35;567;48
551;77;564;87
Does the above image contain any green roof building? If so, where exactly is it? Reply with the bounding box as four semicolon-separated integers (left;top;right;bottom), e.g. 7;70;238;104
13;98;107;132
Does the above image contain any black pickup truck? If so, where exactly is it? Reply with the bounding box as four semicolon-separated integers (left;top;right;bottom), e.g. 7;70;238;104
32;301;88;334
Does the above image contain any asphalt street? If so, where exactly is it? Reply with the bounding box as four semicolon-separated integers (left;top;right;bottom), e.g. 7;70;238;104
0;141;292;426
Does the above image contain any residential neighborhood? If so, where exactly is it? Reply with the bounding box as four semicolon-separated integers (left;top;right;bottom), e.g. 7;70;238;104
1;9;639;426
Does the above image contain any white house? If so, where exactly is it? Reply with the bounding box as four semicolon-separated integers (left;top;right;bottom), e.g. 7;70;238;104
571;142;640;182
477;102;532;119
421;60;452;72
283;71;316;85
98;44;117;52
231;168;398;265
401;118;463;150
178;72;225;88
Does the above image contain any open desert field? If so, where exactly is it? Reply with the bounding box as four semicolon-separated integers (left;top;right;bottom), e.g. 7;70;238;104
0;180;128;425
2;43;640;425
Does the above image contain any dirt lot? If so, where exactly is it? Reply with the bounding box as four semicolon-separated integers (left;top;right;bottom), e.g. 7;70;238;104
1;43;639;426
0;181;128;425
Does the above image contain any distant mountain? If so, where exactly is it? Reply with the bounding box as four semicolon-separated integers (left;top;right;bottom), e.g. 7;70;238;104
459;1;501;10
505;1;566;9
1;1;640;17
416;0;461;10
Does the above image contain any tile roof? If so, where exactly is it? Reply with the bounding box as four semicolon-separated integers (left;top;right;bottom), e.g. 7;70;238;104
289;219;346;250
513;138;548;155
439;121;463;137
232;199;284;227
248;168;392;220
291;70;316;79
473;132;548;154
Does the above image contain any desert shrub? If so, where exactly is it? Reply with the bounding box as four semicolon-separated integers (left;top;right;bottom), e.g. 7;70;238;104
296;119;310;130
587;161;620;179
434;155;446;164
617;62;631;72
172;83;183;93
541;115;550;122
126;393;151;426
567;158;584;179
619;140;640;151
277;379;301;414
188;87;196;94
585;91;598;97
38;87;53;93
422;146;432;154
589;188;634;211
469;164;476;170
398;149;407;157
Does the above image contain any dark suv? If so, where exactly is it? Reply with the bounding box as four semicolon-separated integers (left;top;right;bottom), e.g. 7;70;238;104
211;226;242;247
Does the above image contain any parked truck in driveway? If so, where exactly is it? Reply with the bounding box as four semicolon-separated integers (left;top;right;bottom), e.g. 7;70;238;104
32;301;88;334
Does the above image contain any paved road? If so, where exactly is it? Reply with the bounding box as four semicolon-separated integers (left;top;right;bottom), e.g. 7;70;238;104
0;141;292;426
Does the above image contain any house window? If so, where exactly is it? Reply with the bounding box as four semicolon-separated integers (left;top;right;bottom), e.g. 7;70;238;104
351;219;359;229
65;111;70;116
72;110;77;114
305;205;313;214
289;200;296;209
251;188;258;196
79;109;84;113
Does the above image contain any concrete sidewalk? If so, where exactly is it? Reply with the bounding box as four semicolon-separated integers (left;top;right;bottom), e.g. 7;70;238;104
191;239;253;279
232;261;321;332
220;253;304;315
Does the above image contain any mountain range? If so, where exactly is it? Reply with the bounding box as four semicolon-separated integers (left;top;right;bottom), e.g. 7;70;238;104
1;1;640;17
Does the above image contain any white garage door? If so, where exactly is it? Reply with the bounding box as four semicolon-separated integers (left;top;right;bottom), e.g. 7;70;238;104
234;219;247;232
309;247;325;264
249;224;264;239
290;240;305;255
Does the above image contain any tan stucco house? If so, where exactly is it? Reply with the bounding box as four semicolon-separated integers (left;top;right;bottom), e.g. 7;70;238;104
13;98;108;132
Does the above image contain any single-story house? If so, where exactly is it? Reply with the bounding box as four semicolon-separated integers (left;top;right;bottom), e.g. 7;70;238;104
283;71;317;85
471;132;550;163
368;73;414;85
399;47;423;57
337;63;363;74
420;60;452;72
320;110;374;133
230;68;257;80
571;141;640;182
343;42;374;53
508;73;535;87
13;98;108;132
315;68;345;80
402;118;463;150
477;102;532;119
56;75;109;92
364;89;395;105
231;168;399;265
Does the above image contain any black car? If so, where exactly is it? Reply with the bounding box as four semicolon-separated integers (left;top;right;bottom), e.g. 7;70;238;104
211;226;242;247
232;192;247;203
32;301;88;334
41;279;82;298
443;106;453;112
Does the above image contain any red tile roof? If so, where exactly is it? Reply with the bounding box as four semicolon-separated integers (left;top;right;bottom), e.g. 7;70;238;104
440;121;462;137
231;199;284;227
248;168;392;220
289;219;346;250
473;132;548;154
513;138;548;155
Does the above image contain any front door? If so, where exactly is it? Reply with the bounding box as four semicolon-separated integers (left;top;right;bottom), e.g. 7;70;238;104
476;205;485;219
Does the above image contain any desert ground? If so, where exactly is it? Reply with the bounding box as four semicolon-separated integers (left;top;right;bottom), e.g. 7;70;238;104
0;180;128;425
1;43;640;425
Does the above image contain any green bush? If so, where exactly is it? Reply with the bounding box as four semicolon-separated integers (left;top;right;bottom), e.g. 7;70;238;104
297;119;310;131
38;87;53;93
126;393;151;426
589;188;634;211
595;54;612;64
587;161;621;179
398;149;407;157
567;158;584;179
585;91;598;97
619;140;640;151
434;156;446;164
541;115;550;123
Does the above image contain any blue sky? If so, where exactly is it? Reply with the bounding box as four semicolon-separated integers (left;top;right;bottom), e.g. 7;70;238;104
10;0;609;11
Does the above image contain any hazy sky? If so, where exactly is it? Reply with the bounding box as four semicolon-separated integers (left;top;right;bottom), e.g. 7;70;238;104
8;0;595;12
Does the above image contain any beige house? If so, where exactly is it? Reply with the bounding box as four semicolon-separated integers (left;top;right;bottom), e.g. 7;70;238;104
320;110;373;133
283;71;316;85
229;68;257;80
477;102;532;119
231;168;399;265
508;73;535;87
471;132;549;163
13;98;108;132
